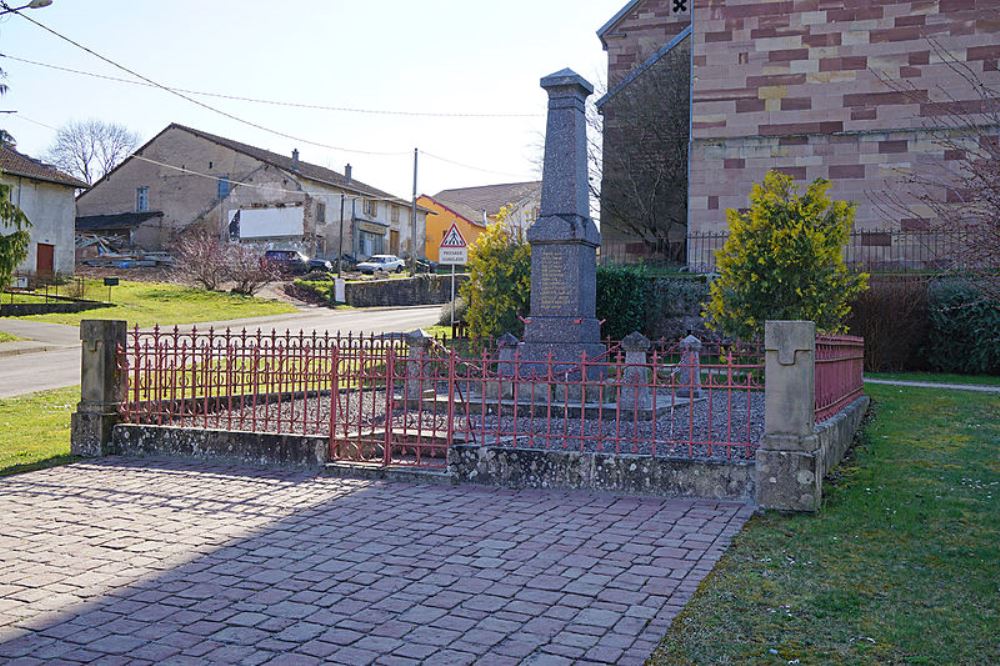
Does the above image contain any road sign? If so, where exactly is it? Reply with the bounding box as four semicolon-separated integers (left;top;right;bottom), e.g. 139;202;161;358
438;223;468;265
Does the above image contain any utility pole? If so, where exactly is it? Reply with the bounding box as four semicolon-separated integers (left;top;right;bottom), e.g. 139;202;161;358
409;147;418;276
337;193;346;277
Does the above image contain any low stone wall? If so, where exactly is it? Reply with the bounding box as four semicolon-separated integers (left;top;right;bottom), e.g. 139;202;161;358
448;444;755;500
755;395;869;511
110;424;328;467
344;274;467;308
815;396;870;480
0;299;111;317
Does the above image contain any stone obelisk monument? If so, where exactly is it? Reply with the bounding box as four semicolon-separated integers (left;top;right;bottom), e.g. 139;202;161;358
520;68;605;366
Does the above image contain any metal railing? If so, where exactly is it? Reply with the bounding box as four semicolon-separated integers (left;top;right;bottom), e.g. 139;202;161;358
118;327;766;467
814;334;865;423
598;229;978;274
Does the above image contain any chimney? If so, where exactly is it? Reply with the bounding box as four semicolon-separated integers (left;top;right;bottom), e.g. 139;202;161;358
291;149;300;171
344;163;352;183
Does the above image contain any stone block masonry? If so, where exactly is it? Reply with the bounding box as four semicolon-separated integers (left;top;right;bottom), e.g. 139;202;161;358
685;0;1000;243
755;321;870;512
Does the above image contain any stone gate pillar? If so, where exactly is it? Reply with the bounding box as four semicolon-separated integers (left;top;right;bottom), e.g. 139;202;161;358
755;320;820;511
71;319;127;457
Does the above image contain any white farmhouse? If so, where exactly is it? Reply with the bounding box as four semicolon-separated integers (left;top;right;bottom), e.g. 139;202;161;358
1;145;87;276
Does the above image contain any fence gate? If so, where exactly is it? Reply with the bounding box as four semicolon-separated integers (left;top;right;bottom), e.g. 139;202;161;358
328;345;455;469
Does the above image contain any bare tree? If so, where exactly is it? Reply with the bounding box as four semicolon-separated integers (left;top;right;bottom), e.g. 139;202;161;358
595;40;691;264
172;230;278;295
228;243;279;296
45;120;140;185
873;39;1000;300
172;231;229;291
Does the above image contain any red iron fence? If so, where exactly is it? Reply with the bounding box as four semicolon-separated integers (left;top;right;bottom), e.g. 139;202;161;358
814;334;865;423
117;327;765;468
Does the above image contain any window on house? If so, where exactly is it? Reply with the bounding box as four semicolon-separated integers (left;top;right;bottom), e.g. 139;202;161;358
136;186;149;212
217;176;230;199
316;202;327;225
391;206;400;224
365;199;378;217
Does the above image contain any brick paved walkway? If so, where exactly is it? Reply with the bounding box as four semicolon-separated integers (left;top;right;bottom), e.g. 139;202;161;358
0;459;752;665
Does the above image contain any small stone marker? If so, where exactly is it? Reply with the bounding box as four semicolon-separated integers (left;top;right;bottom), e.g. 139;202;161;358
404;329;433;405
520;68;605;368
677;335;703;398
621;331;652;412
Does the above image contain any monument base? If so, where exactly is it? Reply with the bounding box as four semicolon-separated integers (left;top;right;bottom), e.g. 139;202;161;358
516;316;606;378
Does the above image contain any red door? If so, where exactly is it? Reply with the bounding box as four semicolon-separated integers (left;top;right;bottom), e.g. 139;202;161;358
36;243;54;275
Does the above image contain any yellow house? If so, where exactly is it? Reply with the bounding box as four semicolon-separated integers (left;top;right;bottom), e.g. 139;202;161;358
418;194;486;263
420;181;542;262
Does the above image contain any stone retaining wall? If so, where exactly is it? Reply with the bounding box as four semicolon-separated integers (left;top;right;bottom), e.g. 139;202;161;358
110;424;328;467
344;274;468;308
0;300;110;317
448;444;755;500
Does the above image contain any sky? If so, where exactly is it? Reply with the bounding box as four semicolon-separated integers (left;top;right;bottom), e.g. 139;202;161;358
0;0;621;199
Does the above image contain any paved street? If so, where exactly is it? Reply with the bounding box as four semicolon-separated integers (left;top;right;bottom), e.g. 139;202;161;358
0;459;751;664
0;306;440;398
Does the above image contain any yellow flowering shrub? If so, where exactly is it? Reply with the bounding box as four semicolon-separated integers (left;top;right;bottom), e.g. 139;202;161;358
704;171;868;340
460;206;531;340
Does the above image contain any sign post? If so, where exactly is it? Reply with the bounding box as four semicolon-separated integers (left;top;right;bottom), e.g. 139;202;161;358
438;223;469;328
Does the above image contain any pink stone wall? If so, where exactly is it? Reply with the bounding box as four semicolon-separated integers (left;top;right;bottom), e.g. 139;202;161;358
602;0;691;87
689;0;1000;239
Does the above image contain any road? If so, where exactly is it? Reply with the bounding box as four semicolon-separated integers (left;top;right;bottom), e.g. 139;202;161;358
0;305;440;399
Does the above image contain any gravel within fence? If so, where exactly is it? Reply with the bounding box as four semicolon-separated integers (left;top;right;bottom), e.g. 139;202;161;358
170;388;765;463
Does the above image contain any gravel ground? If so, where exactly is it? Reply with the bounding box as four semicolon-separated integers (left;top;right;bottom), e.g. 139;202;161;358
169;386;764;462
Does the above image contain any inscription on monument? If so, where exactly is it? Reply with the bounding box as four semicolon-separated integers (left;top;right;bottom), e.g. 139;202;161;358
537;252;573;311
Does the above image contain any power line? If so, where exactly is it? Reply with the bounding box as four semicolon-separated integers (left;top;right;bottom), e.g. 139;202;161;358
14;111;538;184
129;153;407;203
10;113;408;202
422;150;536;179
0;53;542;119
7;9;410;158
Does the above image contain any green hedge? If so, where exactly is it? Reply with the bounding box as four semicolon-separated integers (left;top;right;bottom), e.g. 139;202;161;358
596;265;649;341
925;279;1000;375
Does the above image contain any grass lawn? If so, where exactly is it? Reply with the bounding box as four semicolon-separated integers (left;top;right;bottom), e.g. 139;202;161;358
16;279;297;328
0;331;22;343
0;387;78;476
866;371;1000;387
653;383;999;665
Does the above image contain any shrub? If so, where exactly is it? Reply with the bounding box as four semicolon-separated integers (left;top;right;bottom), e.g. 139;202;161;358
172;231;229;291
437;295;468;327
645;276;711;341
228;244;279;296
460;212;531;340
925;279;1000;375
596;264;649;341
847;277;930;372
173;231;278;295
705;171;868;340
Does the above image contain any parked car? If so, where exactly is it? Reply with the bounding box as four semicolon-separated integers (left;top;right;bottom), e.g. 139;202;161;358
415;258;438;274
307;258;334;273
263;249;310;275
356;254;405;274
336;254;358;272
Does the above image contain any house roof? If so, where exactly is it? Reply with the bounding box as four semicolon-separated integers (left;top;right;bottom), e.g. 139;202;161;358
597;0;644;44
78;123;421;209
0;145;89;189
596;24;692;110
430;181;541;224
76;211;163;232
